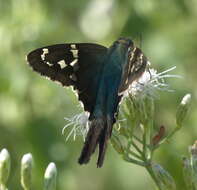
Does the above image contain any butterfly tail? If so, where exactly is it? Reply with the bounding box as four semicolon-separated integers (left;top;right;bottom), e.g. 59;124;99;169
78;118;104;165
78;116;113;167
97;116;113;167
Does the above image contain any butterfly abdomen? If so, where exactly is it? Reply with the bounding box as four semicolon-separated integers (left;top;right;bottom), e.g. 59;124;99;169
78;115;113;167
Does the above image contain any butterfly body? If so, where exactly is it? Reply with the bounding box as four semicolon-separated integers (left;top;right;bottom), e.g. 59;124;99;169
93;48;123;116
26;38;148;167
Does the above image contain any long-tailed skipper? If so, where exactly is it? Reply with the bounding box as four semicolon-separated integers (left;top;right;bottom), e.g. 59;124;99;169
26;37;148;167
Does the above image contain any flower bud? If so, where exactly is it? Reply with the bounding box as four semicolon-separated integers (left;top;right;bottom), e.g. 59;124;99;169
44;162;57;190
21;153;33;190
152;163;176;190
0;149;11;188
176;94;191;128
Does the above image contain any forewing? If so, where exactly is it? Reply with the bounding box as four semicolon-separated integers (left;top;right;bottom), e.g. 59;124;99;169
27;43;108;112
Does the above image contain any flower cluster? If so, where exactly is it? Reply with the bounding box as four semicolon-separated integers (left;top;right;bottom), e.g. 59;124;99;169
127;66;180;99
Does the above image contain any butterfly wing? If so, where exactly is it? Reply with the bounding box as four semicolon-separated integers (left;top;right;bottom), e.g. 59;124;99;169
27;43;108;113
118;46;148;94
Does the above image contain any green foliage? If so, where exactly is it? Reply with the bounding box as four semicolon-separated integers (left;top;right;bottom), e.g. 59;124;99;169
112;92;191;190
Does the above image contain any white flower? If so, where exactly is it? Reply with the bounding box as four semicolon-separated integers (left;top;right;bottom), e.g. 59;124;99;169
128;66;181;99
62;112;89;141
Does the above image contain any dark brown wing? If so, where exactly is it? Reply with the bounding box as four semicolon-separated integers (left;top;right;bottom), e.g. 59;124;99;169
27;43;108;113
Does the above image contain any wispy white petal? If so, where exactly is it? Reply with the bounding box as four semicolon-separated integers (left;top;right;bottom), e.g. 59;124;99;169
62;112;89;141
128;66;180;99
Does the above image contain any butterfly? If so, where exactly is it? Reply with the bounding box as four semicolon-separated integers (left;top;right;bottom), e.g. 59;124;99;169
26;37;148;167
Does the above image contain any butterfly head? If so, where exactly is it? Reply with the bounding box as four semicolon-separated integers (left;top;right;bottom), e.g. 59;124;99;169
113;37;134;49
117;37;133;46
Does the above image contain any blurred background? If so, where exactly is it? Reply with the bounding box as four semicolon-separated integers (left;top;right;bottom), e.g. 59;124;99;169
0;0;197;189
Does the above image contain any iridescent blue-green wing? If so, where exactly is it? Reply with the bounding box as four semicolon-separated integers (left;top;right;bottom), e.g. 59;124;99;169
26;43;108;113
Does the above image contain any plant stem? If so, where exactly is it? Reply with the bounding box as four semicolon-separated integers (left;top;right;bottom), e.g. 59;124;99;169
123;155;146;166
130;140;143;155
145;164;163;190
143;127;147;157
141;129;162;190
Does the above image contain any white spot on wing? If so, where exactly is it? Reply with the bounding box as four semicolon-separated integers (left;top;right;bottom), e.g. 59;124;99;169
71;44;77;49
41;48;49;61
46;62;53;66
41;55;45;60
71;49;78;58
70;59;78;66
58;60;67;69
70;44;78;58
43;48;49;53
70;59;79;71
